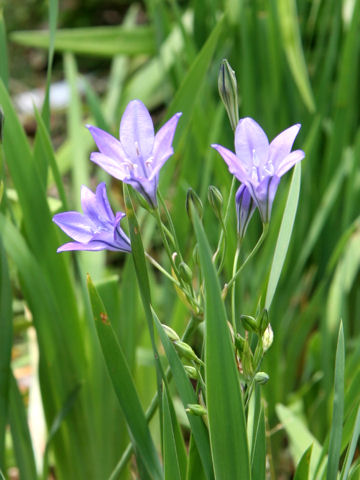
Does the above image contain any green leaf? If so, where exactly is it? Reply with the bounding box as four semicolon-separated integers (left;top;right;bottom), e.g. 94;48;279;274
265;163;301;310
276;404;324;478
293;445;312;480
340;405;360;480
327;323;345;480
162;389;182;480
192;211;250;479
11;25;156;57
0;241;12;467
9;372;37;480
87;275;163;480
277;0;316;112
250;406;266;480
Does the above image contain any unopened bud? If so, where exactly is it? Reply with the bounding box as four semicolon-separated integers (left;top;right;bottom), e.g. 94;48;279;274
258;309;269;334
235;185;255;239
184;365;198;380
186;188;203;221
254;372;269;385
240;314;258;333
179;262;193;284
208;185;223;220
0;107;4;144
235;333;246;353
192;244;199;266
174;340;202;365
218;59;239;132
161;324;180;342
241;340;254;379
262;324;274;352
186;403;207;416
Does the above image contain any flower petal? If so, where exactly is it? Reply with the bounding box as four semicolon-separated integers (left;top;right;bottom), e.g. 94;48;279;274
269;124;301;169
87;125;126;160
152;112;182;172
90;152;129;181
211;144;248;183
276;149;305;177
234;118;269;168
235;185;256;238
252;175;280;223
53;212;94;243
119;99;155;160
57;241;106;252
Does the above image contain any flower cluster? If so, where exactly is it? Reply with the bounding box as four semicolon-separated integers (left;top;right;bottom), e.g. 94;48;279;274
53;97;304;253
53;100;181;252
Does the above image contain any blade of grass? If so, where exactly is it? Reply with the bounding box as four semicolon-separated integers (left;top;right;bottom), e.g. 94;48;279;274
162;389;182;480
265;163;301;310
340;405;360;480
192;211;251;479
0;241;12;468
9;372;37;480
11;25;156;56
294;445;312;480
87;275;163;480
326;323;345;480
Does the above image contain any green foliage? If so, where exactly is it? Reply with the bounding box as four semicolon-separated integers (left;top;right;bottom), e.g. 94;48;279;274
1;0;360;478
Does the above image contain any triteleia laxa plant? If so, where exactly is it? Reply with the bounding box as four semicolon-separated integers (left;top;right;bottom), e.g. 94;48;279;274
87;99;182;208
212;117;305;224
53;182;131;253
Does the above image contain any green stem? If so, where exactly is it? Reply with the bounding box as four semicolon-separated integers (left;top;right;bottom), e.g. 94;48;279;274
231;243;241;332
145;252;181;287
224;223;268;295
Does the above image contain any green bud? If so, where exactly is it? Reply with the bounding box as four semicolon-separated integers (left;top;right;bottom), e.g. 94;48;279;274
235;333;246;353
174;340;202;365
262;324;274;352
192;244;199;266
178;262;193;284
186;403;207;416
184;365;198;380
240;314;258;333
218;59;239;132
0;107;4;144
241;340;254;379
258;309;269;334
161;323;180;342
254;371;269;385
208;185;223;220
186;188;203;221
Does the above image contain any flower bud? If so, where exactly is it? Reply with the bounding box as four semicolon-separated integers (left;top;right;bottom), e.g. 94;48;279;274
262;324;274;352
254;371;269;385
258;309;269;334
218;59;239;132
235;333;246;353
0;106;4;144
240;314;258;333
184;365;198;380
235;185;256;239
241;341;254;379
208;185;223;220
186;188;203;221
186;403;207;416
174;340;202;365
192;244;199;266
161;323;180;342
179;261;193;284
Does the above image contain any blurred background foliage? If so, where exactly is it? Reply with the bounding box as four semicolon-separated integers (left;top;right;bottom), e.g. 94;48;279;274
1;0;360;478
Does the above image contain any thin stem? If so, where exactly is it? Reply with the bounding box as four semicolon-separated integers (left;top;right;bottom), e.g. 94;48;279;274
109;317;199;480
224;223;268;296
145;252;181;287
231;243;241;332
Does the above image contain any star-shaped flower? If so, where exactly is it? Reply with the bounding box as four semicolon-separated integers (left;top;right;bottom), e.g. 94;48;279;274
212;118;305;223
87;100;182;208
53;182;131;253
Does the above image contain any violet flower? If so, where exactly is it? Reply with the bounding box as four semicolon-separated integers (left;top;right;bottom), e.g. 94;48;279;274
235;184;255;239
212;118;305;223
53;182;131;253
87;100;182;208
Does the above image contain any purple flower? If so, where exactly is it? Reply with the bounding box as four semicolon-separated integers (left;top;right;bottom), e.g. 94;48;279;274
235;185;255;239
87;100;182;208
212;118;305;223
53;182;131;253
